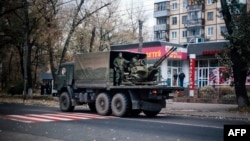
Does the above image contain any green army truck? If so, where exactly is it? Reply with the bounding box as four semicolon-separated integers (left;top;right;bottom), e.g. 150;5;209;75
54;49;184;117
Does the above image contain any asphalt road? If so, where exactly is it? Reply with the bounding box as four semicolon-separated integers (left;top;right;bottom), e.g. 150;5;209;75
0;103;249;141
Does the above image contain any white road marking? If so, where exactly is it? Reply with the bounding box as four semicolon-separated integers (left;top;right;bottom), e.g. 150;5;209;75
1;113;114;123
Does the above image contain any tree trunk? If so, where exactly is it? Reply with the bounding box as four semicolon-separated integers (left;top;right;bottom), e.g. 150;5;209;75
89;27;96;52
220;0;250;107
231;48;250;107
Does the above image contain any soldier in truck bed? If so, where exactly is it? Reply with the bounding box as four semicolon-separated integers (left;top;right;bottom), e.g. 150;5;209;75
113;52;130;86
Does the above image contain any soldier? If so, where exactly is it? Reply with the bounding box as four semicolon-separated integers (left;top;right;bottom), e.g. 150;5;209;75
113;52;130;86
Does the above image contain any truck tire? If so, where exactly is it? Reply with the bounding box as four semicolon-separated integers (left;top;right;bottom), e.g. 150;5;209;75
88;103;96;112
95;93;112;116
142;109;161;117
111;93;131;117
59;92;75;112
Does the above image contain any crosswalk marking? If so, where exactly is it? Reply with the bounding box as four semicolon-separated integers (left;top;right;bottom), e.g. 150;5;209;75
1;113;114;123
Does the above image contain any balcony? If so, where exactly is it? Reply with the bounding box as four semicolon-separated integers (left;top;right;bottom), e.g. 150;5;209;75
154;24;169;31
187;4;203;11
184;19;204;28
187;34;205;42
154;9;170;18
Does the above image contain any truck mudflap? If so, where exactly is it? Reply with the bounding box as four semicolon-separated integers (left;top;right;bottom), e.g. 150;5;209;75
132;100;166;111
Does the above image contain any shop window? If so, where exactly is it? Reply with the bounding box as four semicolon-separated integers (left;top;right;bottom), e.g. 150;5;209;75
199;60;208;67
168;60;181;67
172;60;179;67
209;60;218;67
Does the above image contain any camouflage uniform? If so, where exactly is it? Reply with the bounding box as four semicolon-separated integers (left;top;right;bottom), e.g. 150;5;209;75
113;56;129;85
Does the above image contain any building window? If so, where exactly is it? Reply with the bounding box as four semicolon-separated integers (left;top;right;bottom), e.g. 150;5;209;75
220;26;228;35
207;12;214;21
172;2;177;10
182;15;187;24
183;0;188;8
218;10;223;19
189;11;201;20
190;28;201;36
171;31;177;39
157;17;166;24
182;30;187;38
172;17;177;25
155;31;166;40
207;0;213;5
155;2;167;11
207;27;214;36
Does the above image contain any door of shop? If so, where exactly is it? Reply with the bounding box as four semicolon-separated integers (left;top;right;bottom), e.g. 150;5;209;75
167;67;179;86
198;68;208;87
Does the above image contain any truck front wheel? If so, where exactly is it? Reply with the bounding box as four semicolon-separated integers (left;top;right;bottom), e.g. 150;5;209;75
59;92;75;112
95;93;112;116
111;93;131;117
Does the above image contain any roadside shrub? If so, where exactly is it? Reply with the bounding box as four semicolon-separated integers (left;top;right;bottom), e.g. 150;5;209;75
199;86;216;97
7;81;24;95
218;86;235;97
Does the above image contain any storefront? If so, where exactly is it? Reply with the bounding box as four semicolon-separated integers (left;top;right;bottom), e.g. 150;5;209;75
188;41;232;88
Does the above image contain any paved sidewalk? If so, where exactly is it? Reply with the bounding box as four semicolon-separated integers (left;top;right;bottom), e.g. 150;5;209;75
162;100;250;121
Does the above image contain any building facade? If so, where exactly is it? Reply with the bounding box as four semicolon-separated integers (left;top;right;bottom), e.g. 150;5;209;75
154;0;248;44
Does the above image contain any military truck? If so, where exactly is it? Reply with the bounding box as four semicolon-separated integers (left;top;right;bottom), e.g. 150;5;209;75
54;48;184;117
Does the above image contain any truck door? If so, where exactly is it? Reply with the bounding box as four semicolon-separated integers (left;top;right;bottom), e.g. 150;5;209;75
55;67;68;91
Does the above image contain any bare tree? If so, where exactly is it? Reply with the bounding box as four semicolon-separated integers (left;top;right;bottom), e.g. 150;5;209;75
59;0;111;65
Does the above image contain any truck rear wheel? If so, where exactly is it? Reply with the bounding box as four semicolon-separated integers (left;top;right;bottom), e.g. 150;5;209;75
142;109;161;117
59;92;75;112
95;93;112;116
111;93;131;117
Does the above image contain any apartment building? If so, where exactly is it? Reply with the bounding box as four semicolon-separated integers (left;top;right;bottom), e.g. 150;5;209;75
154;0;248;44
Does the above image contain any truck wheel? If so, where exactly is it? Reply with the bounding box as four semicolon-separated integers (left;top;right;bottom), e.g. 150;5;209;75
59;92;75;112
95;93;112;116
111;93;131;117
142;109;161;117
88;103;96;112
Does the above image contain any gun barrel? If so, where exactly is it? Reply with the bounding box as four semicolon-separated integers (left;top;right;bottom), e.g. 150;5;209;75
153;46;177;68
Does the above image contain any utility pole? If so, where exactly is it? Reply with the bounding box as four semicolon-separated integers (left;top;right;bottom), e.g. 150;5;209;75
138;20;143;52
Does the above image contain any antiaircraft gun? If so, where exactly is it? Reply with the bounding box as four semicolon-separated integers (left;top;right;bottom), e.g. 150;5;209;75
126;46;177;84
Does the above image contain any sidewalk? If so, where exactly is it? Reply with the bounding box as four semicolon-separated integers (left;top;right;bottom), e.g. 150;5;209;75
162;100;250;121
